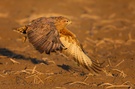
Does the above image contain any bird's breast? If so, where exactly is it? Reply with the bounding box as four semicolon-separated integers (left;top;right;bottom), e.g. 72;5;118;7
60;36;72;48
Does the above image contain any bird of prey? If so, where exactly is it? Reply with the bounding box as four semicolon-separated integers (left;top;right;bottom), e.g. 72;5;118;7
14;16;102;73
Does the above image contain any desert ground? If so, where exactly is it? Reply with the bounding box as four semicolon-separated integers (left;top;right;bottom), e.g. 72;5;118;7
0;0;135;89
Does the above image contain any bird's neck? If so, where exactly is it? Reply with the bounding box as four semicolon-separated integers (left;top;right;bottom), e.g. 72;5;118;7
59;28;75;37
59;28;81;47
55;24;65;32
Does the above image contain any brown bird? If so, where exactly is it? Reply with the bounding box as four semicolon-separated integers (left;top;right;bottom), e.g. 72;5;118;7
14;16;102;73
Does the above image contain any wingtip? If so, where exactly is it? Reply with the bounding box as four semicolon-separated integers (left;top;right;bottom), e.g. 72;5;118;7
90;62;104;74
83;60;103;74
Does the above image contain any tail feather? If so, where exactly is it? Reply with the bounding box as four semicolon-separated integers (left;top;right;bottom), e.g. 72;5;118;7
13;26;28;42
13;26;27;34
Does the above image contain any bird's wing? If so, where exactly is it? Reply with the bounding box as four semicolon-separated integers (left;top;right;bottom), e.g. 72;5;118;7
60;35;102;73
26;21;64;54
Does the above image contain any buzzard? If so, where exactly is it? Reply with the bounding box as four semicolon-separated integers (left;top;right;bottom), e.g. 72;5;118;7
14;16;102;73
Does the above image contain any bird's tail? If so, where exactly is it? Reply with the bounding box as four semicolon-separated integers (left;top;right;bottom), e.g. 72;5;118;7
13;26;28;42
13;26;27;34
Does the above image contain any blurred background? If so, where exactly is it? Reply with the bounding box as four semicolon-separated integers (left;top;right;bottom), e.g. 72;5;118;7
0;0;135;89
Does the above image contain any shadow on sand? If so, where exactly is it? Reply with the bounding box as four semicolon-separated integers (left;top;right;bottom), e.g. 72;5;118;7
0;48;77;71
0;48;48;64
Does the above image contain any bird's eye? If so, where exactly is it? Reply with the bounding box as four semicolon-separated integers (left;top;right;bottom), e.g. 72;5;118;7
63;20;68;23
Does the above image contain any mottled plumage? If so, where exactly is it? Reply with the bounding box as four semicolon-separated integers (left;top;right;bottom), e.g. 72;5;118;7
14;16;102;73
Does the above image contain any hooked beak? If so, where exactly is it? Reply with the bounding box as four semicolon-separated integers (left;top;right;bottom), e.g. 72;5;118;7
67;20;72;25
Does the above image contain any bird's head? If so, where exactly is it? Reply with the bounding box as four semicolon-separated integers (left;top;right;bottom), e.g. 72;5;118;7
51;16;71;30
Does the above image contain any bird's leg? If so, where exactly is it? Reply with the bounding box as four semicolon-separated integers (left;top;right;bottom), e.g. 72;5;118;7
56;51;69;60
22;36;27;42
63;47;67;50
41;58;55;65
13;26;28;42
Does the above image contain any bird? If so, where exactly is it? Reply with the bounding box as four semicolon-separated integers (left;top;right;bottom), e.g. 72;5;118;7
14;16;102;73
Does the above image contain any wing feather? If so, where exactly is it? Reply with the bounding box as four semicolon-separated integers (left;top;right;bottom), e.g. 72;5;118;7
60;36;102;73
26;18;64;54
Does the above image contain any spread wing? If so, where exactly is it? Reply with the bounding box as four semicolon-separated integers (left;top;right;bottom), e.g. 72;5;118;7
60;35;102;73
26;20;64;54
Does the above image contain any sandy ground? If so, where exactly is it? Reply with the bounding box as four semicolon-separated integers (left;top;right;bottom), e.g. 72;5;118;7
0;0;135;89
